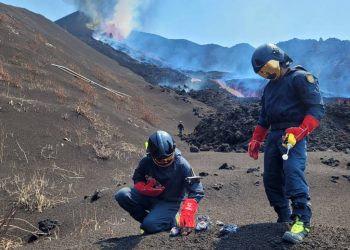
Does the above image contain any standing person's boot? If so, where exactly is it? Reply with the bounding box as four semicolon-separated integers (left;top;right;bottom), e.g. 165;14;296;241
283;199;312;243
282;216;310;243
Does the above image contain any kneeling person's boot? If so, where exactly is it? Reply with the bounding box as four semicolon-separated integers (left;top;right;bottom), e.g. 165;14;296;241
170;212;181;237
282;216;310;244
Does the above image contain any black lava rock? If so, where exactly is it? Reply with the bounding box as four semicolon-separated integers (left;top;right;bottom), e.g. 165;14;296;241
90;190;103;203
321;158;340;167
342;175;350;182
213;183;224;190
38;219;60;233
199;145;212;151
186;90;350;153
216;144;231;152
190;146;200;153
219;163;235;170
331;176;340;183
247;167;260;174
199;172;209;177
84;190;103;203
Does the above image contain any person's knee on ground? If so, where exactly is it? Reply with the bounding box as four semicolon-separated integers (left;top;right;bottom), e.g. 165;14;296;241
115;187;131;204
115;187;149;223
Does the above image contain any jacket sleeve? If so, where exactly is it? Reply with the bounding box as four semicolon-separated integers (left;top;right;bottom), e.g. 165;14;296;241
294;73;325;121
182;159;204;203
257;91;270;128
132;157;148;184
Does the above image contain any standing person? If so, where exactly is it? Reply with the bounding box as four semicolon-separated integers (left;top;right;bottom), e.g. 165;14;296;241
115;130;204;235
177;121;184;137
248;44;325;244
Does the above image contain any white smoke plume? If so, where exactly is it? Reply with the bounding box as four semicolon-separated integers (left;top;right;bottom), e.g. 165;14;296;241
64;0;154;39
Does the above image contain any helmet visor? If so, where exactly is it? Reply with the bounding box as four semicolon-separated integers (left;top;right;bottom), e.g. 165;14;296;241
258;59;281;80
153;153;175;167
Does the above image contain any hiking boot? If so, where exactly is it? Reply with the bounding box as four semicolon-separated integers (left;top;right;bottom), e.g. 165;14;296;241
169;212;181;237
169;226;181;237
282;217;310;244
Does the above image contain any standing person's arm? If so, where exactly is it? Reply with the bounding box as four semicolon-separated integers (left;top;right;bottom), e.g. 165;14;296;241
286;73;325;141
248;91;269;160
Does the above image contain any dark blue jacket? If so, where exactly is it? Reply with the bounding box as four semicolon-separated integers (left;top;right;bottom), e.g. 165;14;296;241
132;149;204;202
258;66;325;130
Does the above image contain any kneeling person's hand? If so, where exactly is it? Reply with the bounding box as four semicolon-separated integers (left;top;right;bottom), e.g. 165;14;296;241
179;198;198;235
134;178;165;197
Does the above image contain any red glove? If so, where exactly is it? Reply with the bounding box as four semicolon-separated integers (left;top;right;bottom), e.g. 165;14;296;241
248;125;268;160
179;198;198;235
285;115;320;142
134;178;165;197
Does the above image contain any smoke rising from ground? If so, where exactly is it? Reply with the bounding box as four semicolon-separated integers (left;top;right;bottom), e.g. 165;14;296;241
64;0;154;39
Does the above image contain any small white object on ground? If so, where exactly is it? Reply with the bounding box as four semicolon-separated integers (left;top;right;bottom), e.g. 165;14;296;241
170;227;180;237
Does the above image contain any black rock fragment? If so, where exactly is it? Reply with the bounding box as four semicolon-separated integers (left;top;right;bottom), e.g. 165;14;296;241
199;172;209;177
84;190;103;203
28;219;61;243
247;167;260;174
38;219;60;233
342;175;350;182
213;183;223;190
321;158;340;167
331;176;339;183
190;146;199;153
219;163;235;170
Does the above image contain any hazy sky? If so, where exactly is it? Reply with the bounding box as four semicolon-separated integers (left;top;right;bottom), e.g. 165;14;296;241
1;0;349;47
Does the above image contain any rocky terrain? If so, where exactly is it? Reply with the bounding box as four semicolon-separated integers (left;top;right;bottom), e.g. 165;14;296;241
185;89;350;153
0;3;349;250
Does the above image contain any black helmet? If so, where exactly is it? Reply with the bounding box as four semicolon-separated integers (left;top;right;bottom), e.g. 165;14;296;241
251;43;293;79
147;130;176;167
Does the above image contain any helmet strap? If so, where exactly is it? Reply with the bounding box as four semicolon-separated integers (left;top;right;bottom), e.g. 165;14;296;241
279;64;290;77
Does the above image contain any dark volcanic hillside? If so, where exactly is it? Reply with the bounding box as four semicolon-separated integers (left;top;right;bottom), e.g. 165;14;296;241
0;3;203;248
55;11;190;86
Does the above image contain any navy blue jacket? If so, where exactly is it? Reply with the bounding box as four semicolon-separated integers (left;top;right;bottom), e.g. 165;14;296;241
132;149;204;202
258;66;325;130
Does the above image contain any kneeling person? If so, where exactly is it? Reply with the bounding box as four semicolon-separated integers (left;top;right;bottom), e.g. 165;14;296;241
115;130;204;234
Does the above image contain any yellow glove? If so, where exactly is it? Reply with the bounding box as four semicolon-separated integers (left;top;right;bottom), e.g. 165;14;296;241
282;133;296;149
